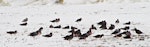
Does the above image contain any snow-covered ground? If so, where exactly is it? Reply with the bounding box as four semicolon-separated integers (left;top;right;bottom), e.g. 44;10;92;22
0;0;150;47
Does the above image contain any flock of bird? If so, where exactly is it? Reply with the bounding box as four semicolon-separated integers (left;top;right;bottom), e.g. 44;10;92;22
6;17;144;41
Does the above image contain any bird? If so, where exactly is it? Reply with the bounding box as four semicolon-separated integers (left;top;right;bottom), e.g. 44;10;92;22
36;27;43;34
49;25;53;28
22;18;28;22
97;21;103;25
53;25;61;28
100;24;107;29
43;33;53;37
123;35;131;39
111;29;121;34
114;33;122;37
133;28;143;35
90;24;97;30
7;30;17;34
79;28;92;40
115;19;119;23
71;26;78;29
63;34;73;40
29;31;39;37
62;26;70;29
75;18;82;22
99;20;107;29
79;33;89;40
73;29;82;37
120;26;130;30
108;24;115;30
50;18;60;23
123;21;131;25
97;20;106;25
93;34;104;38
29;27;43;37
20;22;27;26
123;31;131;39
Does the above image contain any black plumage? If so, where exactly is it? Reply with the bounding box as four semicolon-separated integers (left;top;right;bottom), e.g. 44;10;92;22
53;25;61;28
71;26;77;29
62;26;70;29
20;22;27;26
79;28;92;40
73;29;81;37
108;24;115;30
50;18;60;23
49;25;53;28
22;18;28;22
29;27;43;37
123;21;131;25
7;30;17;34
123;35;131;39
99;20;107;29
43;33;53;37
97;20;106;25
29;32;39;36
133;28;143;35
111;29;121;34
63;34;73;40
93;34;104;38
75;18;82;22
91;24;97;30
115;19;119;23
114;33;122;37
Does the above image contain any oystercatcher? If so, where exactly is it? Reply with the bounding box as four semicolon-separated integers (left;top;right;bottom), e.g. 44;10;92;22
43;33;53;37
7;30;17;34
75;18;82;22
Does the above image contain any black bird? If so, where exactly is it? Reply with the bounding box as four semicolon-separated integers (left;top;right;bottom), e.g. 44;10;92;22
114;33;122;37
123;31;131;39
53;25;61;28
133;28;143;35
62;26;70;29
29;32;39;37
20;22;27;26
79;33;89;40
22;18;28;22
99;20;107;29
111;29;121;34
73;29;82;37
79;28;92;40
36;27;43;34
93;34;104;38
125;31;131;36
43;33;53;37
29;27;43;37
49;25;53;28
75;18;82;22
7;30;17;34
97;21;103;25
123;21;131;25
71;26;78;29
63;34;73;40
123;35;131;39
91;24;97;30
97;20;106;25
120;26;130;30
115;19;119;23
50;18;60;23
108;24;115;30
100;24;107;29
